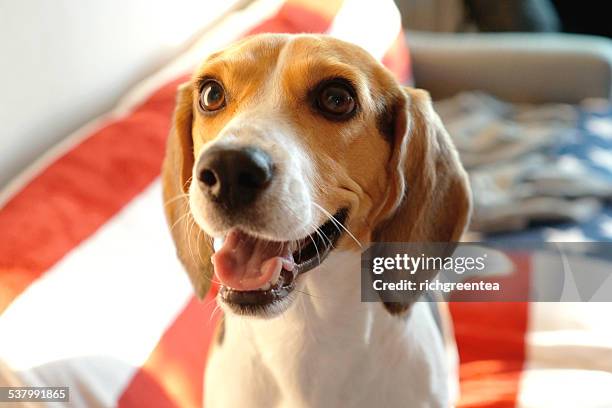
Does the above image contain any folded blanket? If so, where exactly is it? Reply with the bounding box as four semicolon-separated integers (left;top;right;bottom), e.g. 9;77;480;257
436;92;612;233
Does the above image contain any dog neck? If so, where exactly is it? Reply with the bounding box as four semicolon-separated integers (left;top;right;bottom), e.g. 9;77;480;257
220;251;422;403
228;250;380;343
213;250;450;407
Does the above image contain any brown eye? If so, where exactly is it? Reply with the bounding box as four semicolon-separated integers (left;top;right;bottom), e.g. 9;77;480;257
316;81;356;119
199;80;226;111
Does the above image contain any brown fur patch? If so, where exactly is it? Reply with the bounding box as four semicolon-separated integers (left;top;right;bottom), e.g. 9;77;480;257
161;34;472;315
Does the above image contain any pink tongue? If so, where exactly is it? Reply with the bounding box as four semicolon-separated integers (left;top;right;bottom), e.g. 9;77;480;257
211;229;294;291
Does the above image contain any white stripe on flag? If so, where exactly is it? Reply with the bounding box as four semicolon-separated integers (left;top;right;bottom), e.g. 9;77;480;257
326;0;402;60
518;367;612;408
519;250;612;408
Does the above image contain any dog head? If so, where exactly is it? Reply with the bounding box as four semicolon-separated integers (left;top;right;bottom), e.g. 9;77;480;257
162;33;471;317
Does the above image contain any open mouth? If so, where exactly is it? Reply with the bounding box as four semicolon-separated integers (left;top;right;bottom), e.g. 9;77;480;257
214;208;348;315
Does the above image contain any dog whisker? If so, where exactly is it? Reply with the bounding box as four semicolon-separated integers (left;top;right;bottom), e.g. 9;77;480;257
182;175;193;192
169;196;192;231
281;205;316;262
295;288;325;300
196;228;204;263
312;202;362;248
313;227;334;252
201;293;219;311
307;234;321;266
197;228;223;286
210;303;223;324
163;193;189;208
169;211;190;233
185;217;222;287
186;218;198;273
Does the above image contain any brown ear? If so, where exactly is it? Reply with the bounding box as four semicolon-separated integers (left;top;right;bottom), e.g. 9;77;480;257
162;82;214;299
374;87;472;314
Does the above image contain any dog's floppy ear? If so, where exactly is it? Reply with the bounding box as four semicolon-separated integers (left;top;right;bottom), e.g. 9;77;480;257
374;87;472;314
162;82;214;299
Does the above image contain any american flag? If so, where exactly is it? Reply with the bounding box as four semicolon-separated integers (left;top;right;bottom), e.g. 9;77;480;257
2;1;611;407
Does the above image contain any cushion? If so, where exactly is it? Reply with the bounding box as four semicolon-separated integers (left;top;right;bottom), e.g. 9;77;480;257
0;0;410;407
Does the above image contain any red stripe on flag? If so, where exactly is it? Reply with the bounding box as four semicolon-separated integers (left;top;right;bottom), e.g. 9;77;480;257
117;294;219;408
0;76;187;314
451;254;531;408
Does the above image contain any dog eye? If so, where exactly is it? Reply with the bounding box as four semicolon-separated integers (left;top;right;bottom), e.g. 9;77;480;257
199;80;226;112
316;82;356;119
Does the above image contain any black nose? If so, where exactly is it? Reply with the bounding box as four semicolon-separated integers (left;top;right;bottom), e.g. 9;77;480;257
196;146;274;210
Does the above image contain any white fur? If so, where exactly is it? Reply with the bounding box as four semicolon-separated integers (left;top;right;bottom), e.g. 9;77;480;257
190;85;454;406
206;251;451;408
190;103;317;243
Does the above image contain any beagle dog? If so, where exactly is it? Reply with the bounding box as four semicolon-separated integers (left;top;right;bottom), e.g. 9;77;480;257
162;33;471;407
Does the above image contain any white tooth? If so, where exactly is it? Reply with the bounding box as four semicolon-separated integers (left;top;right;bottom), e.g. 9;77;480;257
213;237;225;252
258;282;271;291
